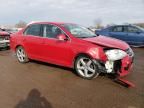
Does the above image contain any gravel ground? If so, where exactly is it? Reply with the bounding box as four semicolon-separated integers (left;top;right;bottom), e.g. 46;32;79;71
0;48;144;108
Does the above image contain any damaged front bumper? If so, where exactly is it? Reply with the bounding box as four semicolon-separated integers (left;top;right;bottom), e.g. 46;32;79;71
117;56;134;77
93;48;134;87
113;55;133;77
95;48;134;77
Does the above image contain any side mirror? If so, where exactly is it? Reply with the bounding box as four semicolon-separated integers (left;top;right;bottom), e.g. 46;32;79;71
57;34;68;41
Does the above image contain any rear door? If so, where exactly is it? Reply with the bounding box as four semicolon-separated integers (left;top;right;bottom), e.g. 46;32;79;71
23;24;44;59
109;26;128;41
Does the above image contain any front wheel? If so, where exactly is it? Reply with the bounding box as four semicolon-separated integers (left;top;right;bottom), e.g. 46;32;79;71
16;46;29;63
74;56;99;80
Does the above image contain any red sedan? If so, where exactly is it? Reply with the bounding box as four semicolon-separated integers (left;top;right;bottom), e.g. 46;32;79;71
10;22;134;79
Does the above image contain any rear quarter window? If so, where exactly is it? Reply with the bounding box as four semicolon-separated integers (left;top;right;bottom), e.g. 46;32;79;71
127;26;139;32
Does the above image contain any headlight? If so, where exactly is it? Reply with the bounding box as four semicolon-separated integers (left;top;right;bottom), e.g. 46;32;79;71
105;49;127;61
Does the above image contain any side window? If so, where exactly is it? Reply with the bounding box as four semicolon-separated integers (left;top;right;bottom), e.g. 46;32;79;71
43;24;63;38
127;26;139;33
123;26;128;32
112;26;123;32
24;24;41;36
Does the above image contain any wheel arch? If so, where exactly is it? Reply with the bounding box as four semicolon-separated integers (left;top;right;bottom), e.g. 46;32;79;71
15;45;24;51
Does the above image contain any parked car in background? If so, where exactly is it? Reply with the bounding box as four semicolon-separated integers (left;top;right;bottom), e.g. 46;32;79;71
5;28;19;34
10;22;134;79
0;28;10;49
95;25;144;47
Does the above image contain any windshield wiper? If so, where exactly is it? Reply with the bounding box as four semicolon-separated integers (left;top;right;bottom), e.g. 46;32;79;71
75;36;88;38
90;35;97;37
76;35;97;38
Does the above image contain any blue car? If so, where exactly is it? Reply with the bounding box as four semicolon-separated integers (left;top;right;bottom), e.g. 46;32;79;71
95;25;144;47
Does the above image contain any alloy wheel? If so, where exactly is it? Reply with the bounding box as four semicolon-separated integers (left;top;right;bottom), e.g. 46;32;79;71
16;47;29;63
76;57;99;79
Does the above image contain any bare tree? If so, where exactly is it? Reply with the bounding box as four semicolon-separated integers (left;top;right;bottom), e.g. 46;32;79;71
135;23;144;28
94;18;103;29
15;20;27;28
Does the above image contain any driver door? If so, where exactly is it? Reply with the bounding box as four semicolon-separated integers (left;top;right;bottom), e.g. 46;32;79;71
41;24;72;66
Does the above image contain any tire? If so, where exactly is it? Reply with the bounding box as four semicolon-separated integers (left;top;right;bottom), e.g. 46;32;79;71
5;46;10;50
16;46;29;63
74;55;99;80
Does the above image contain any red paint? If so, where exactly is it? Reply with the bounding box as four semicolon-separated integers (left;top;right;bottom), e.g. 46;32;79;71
10;22;133;77
57;34;67;41
83;35;129;50
0;31;9;36
118;55;133;77
116;78;135;88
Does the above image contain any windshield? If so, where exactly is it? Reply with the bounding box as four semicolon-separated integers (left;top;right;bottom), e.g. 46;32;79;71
61;24;97;38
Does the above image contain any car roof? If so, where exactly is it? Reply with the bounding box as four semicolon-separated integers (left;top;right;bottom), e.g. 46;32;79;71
27;21;74;26
111;24;137;27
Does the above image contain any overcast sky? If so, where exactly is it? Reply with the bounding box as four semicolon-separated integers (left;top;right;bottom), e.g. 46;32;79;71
0;0;144;26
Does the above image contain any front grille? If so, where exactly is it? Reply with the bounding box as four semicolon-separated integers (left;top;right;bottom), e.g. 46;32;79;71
125;48;134;57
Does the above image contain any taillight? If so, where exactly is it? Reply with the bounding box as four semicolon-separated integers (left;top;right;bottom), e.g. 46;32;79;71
5;36;10;40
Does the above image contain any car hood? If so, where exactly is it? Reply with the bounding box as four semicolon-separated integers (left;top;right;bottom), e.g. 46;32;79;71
83;35;129;50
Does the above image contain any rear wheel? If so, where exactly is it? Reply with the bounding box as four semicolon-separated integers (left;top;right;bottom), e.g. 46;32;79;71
16;46;29;63
74;56;99;80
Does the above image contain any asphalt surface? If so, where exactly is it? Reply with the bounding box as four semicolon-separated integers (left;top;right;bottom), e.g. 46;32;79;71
0;48;144;108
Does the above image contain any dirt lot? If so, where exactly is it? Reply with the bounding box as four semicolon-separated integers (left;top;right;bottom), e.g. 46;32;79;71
0;48;144;108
